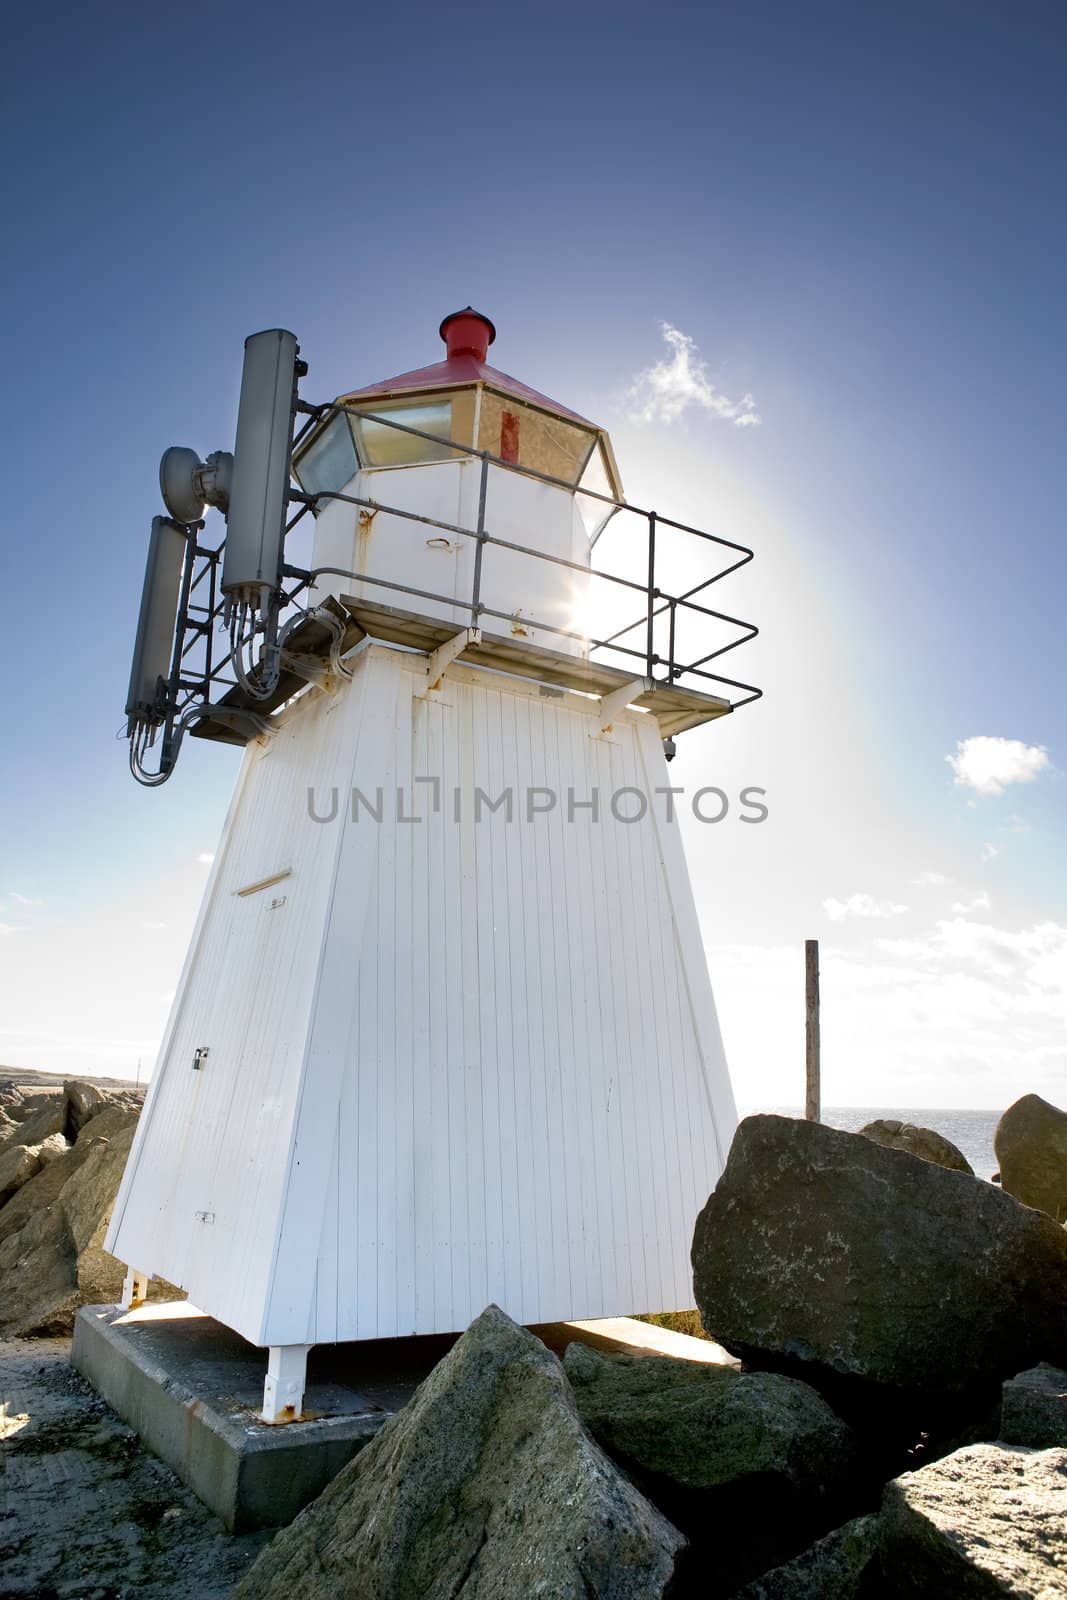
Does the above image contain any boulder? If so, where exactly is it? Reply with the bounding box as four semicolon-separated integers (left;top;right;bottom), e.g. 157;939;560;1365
0;1141;42;1203
36;1132;70;1166
60;1078;143;1141
0;1130;71;1203
730;1514;883;1598
995;1093;1067;1221
62;1078;110;1139
1000;1364;1067;1449
735;1444;1067;1598
233;1305;684;1600
879;1443;1067;1595
0;1205;77;1336
564;1342;863;1595
0;1136;95;1248
1;1087;33;1119
692;1116;1067;1429
0;1096;63;1150
0;1115;139;1335
857;1119;973;1175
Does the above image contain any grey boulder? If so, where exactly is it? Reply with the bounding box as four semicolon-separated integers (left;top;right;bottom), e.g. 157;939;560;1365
1000;1364;1067;1449
735;1444;1067;1598
995;1093;1067;1222
879;1443;1067;1596
730;1515;882;1598
564;1342;863;1595
692;1116;1067;1424
857;1118;973;1175
234;1304;684;1600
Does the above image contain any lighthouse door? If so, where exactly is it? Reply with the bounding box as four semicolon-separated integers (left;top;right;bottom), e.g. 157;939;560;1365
142;865;300;1305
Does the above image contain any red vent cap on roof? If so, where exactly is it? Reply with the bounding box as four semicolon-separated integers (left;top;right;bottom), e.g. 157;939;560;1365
439;307;496;362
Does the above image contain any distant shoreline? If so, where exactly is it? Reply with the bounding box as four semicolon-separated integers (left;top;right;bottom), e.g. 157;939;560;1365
0;1065;143;1093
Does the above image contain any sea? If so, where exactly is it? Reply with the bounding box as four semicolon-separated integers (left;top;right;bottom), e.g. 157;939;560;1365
745;1107;1001;1181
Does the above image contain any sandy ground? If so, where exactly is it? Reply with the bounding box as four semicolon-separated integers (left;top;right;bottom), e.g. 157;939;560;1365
0;1337;269;1600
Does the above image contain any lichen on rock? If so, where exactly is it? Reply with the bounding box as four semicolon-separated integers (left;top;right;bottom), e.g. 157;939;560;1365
692;1115;1067;1431
233;1305;685;1600
564;1341;864;1594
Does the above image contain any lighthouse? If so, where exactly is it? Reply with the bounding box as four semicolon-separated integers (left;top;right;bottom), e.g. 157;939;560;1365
108;310;759;1421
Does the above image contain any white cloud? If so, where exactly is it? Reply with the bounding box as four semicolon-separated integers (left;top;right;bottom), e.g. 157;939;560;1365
713;916;1067;1112
628;324;761;428
196;853;215;865
8;891;41;906
141;920;167;930
0;923;20;937
980;842;1000;864
823;892;909;921
952;891;991;915
912;870;950;887
878;916;1067;987
946;736;1050;797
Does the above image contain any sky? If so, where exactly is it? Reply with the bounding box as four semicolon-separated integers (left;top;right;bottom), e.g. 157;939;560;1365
0;1;1064;1109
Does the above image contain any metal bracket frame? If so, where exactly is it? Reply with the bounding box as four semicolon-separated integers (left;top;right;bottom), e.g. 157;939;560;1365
593;677;649;736
424;627;481;692
280;649;336;692
193;705;277;742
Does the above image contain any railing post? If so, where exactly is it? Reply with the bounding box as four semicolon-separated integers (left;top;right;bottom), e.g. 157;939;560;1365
470;453;490;629
646;510;657;679
667;597;677;682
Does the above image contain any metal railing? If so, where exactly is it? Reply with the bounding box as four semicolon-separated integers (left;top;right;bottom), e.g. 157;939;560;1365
286;399;762;703
130;390;761;783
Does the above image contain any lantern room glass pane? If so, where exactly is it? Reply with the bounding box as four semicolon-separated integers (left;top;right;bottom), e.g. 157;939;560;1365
352;400;455;467
292;412;358;502
478;390;596;486
577;440;619;541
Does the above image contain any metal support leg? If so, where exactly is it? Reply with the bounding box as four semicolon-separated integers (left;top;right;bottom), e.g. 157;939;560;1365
120;1266;149;1310
261;1344;311;1423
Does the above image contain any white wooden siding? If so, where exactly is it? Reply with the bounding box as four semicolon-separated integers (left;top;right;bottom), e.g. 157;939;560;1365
109;645;736;1348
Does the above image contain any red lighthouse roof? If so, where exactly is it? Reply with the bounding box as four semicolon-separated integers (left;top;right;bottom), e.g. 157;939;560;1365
339;306;598;429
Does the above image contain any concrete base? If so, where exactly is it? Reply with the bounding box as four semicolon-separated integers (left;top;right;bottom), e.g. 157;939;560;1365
73;1302;735;1532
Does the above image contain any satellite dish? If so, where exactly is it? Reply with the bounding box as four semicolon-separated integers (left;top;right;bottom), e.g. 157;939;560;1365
160;446;206;524
160;446;234;524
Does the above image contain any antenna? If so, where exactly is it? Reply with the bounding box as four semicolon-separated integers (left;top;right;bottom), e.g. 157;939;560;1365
126;516;189;734
223;330;298;608
123;328;306;785
223;330;300;702
160;447;233;524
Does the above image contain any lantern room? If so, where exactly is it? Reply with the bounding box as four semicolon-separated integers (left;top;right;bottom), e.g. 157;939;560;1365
292;309;622;649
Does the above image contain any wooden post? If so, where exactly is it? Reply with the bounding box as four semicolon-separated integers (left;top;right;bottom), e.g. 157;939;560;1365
805;938;821;1122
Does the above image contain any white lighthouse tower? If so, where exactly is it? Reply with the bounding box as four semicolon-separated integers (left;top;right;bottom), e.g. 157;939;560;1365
109;310;758;1420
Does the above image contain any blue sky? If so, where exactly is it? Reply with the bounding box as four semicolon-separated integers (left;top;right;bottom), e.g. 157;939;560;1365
1;1;1063;1105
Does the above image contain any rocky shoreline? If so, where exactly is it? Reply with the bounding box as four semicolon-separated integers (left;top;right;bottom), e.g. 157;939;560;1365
233;1102;1067;1598
1;1085;1065;1595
